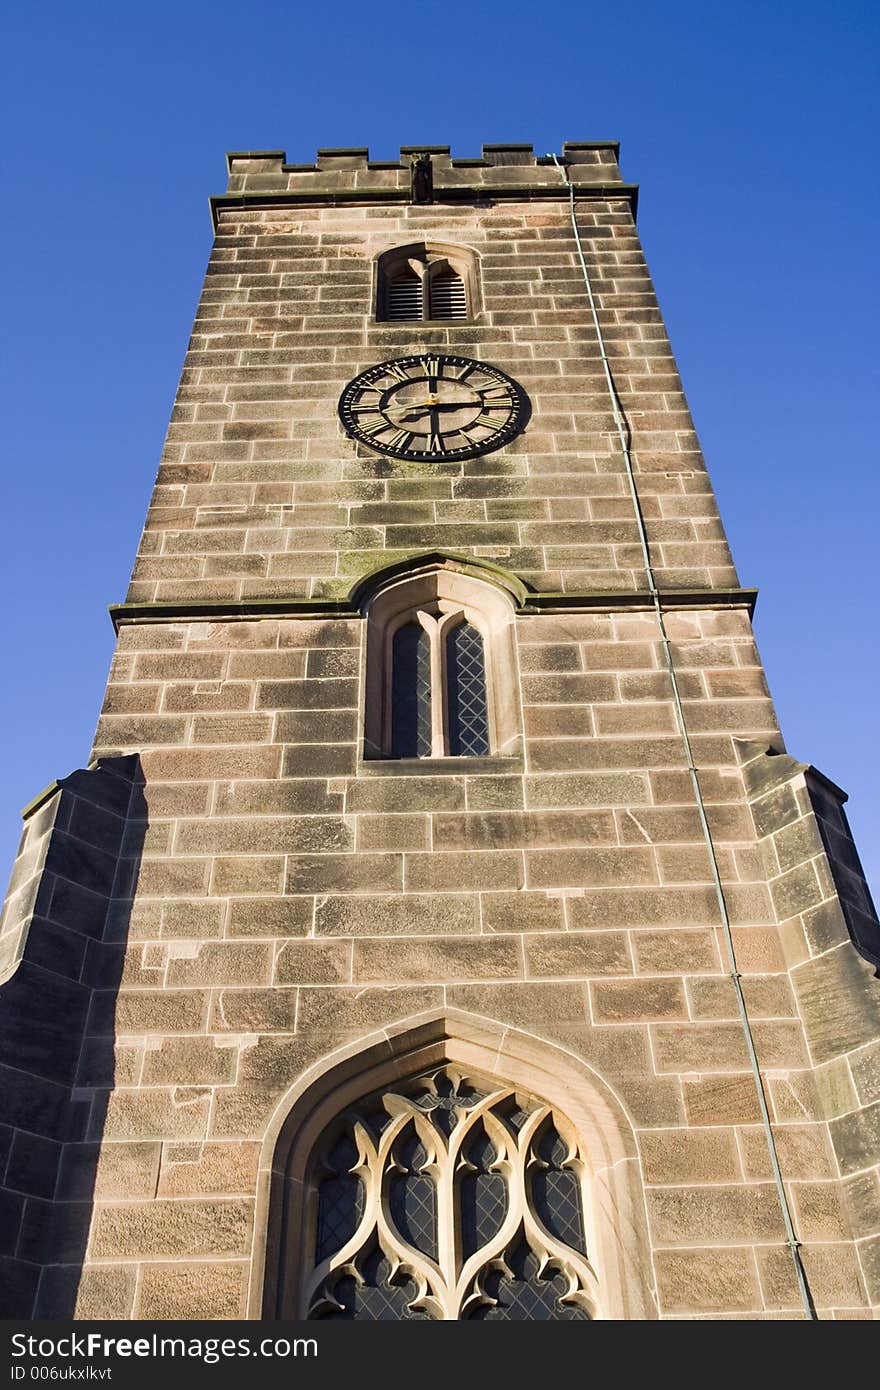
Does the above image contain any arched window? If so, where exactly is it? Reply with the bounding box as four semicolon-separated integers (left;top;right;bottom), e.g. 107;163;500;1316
301;1067;598;1320
376;243;477;323
257;1011;659;1321
361;563;522;762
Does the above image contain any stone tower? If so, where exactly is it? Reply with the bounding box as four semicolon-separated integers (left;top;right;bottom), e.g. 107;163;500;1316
1;142;878;1321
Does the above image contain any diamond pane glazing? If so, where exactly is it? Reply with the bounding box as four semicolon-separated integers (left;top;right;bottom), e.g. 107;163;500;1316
315;1134;364;1263
318;1251;431;1320
389;1132;436;1259
532;1124;585;1253
391;623;431;757
461;1125;507;1258
466;1241;590;1321
446;622;489;757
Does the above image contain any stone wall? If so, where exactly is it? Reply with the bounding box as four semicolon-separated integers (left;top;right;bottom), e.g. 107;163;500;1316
1;144;877;1319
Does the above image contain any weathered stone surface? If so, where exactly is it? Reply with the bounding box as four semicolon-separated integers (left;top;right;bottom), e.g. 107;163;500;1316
90;1200;252;1257
157;1142;260;1197
2;149;876;1322
315;893;479;936
639;1128;741;1184
655;1248;761;1314
137;1261;249;1318
647;1183;786;1245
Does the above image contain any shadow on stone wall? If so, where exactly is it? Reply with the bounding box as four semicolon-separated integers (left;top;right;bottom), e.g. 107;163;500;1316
0;754;146;1316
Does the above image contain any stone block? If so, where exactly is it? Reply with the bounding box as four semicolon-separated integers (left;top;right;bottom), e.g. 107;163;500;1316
757;1243;867;1311
216;779;344;816
297;985;444;1034
228;896;313;937
524;773;652;807
791;1181;852;1241
525;932;631;978
345;777;466;812
58;1142;161;1201
211;988;297;1033
568;886;717;931
405;852;523;892
591;977;687;1022
137;1261;250;1319
256;677;358;710
167;942;273;987
211;857;286;896
480;892;563;933
356;815;430;851
281;743;357;776
792;943;880;1064
100;1089;211;1142
178;816;354;855
35;1264;137;1319
157;1142;260;1197
274;940;351;984
647;1182;785;1245
737;1124;835;1182
655;1248;761;1314
633;929;720;974
841;1171;880;1239
314;892;478;936
275;709;358;742
829;1102;880;1178
352;936;522;984
463;776;524;810
432;810;616;851
653;1022;751;1073
286;852;402;894
112;989;208;1034
90;1199;252;1258
639;1128;741;1184
525;847;657;889
141;1037;239;1085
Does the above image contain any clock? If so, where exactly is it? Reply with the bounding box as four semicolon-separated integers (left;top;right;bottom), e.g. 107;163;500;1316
338;353;529;461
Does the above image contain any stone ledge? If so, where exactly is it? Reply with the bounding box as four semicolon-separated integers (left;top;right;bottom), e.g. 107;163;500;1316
109;587;758;631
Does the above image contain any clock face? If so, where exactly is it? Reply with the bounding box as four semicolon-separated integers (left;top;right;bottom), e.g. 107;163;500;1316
338;353;529;461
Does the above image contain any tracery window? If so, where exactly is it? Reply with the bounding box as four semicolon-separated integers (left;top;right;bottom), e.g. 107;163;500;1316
301;1068;598;1320
362;565;520;762
377;243;476;322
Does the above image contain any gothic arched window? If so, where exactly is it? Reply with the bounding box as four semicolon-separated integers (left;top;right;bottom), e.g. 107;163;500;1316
362;565;521;762
301;1067;598;1320
377;243;476;322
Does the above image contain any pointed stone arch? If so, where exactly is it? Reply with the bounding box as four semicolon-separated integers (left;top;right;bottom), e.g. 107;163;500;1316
251;1010;658;1320
348;549;531;612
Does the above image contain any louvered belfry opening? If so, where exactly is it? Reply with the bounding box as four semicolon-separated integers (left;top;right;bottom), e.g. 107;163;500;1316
386;266;423;321
429;267;467;320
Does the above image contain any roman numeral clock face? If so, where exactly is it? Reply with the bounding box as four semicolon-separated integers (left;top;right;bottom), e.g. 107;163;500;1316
338;354;529;461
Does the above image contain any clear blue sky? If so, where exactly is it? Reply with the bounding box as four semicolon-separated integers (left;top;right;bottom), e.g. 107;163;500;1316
1;1;877;895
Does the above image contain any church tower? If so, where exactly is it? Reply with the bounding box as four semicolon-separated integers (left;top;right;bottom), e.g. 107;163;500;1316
1;142;878;1321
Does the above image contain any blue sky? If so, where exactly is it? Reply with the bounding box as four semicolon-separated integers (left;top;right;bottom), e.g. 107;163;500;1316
1;0;877;893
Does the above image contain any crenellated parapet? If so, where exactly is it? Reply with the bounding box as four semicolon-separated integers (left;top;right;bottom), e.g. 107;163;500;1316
216;143;630;225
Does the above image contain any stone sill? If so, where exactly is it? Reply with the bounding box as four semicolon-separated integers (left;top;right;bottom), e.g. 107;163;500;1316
358;755;524;777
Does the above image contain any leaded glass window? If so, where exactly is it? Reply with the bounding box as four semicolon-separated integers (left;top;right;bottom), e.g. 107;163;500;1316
446;621;490;757
390;622;432;758
302;1068;598;1320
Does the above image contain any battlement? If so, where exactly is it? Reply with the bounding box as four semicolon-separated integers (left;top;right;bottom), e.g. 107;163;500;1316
220;141;627;207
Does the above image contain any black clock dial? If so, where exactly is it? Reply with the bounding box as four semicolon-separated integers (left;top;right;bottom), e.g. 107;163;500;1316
338;353;529;461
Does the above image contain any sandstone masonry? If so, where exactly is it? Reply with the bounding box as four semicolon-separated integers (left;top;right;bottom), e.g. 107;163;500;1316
1;142;878;1321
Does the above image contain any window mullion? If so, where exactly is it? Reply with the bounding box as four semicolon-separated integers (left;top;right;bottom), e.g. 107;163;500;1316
429;624;445;756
